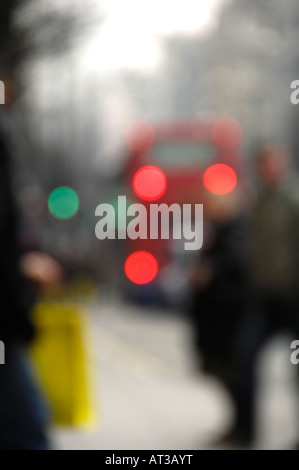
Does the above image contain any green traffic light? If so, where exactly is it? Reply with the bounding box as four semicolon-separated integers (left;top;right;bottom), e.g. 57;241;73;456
48;187;79;220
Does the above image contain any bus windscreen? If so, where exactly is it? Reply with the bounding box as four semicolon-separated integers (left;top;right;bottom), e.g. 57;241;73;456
150;142;216;169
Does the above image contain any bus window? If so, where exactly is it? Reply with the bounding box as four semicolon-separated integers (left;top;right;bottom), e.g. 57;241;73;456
150;142;216;169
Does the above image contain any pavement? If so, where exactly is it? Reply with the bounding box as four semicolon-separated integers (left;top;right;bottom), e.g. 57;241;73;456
53;300;299;450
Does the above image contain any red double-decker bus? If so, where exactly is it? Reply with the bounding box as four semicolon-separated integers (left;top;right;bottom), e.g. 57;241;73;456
124;118;243;303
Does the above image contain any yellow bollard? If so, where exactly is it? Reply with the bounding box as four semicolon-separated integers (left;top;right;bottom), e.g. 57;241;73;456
30;302;97;428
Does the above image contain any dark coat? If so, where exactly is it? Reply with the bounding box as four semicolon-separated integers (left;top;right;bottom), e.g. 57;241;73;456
191;214;249;384
0;128;35;347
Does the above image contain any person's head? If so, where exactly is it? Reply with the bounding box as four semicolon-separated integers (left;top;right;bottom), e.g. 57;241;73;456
203;189;243;223
255;143;291;188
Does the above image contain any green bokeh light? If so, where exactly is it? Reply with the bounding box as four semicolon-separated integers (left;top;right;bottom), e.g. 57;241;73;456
48;187;80;220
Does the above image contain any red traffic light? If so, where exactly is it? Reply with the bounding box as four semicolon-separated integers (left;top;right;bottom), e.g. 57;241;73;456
125;251;158;285
133;165;167;201
203;163;237;195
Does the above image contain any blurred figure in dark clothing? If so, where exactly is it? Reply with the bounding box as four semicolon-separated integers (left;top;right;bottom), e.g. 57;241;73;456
233;143;299;447
0;113;50;449
189;191;249;425
0;128;35;346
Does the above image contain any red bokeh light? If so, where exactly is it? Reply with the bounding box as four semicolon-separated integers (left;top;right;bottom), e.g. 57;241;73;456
212;117;243;149
203;163;237;195
125;251;158;285
133;165;167;201
125;121;155;152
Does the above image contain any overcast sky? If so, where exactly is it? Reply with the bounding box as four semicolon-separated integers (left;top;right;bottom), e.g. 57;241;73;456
79;0;230;72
